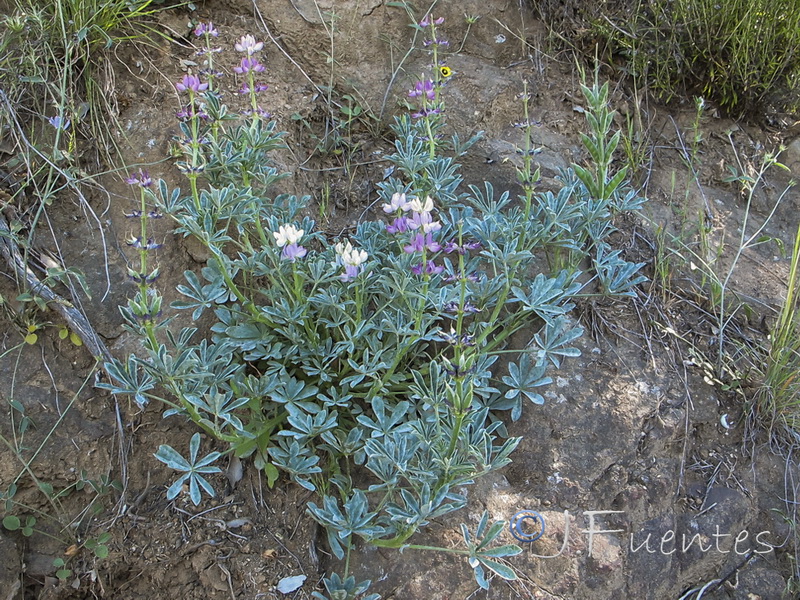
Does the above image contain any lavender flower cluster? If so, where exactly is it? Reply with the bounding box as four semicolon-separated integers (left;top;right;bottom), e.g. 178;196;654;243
407;15;452;120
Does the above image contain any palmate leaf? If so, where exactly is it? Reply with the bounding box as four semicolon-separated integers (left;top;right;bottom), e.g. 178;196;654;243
269;438;321;490
356;397;411;437
173;269;228;320
307;491;383;560
311;573;380;600
99;355;156;406
594;242;647;297
510;270;581;323
502;353;552;406
461;511;522;590
532;316;584;368
280;405;338;443
154;433;222;506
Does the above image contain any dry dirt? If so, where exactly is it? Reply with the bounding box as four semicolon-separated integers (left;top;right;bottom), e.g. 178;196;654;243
1;1;800;599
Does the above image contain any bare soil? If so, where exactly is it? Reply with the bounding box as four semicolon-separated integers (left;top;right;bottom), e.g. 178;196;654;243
1;1;799;599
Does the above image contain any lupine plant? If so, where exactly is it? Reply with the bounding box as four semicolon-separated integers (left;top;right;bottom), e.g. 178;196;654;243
100;19;646;597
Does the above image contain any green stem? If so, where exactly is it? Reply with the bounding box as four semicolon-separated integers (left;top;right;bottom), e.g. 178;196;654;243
446;411;466;458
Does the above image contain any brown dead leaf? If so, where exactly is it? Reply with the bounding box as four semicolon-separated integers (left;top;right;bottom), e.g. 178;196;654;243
261;548;277;560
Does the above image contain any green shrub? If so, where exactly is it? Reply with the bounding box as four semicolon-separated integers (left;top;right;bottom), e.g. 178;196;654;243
101;21;647;595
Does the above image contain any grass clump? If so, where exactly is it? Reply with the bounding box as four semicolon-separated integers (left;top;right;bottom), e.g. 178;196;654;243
0;0;166;171
542;0;800;115
758;219;800;437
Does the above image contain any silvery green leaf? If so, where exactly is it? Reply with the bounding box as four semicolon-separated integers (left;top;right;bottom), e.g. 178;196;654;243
165;474;189;501
154;444;191;472
533;316;584;368
480;544;523;558
502;354;552;405
472;563;488;589
478;557;517;581
277;575;306;594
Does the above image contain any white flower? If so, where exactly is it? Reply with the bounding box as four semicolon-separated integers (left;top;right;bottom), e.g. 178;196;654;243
273;224;304;247
335;239;368;266
343;247;368;267
334;240;352;258
409;196;434;214
235;34;263;55
382;192;411;214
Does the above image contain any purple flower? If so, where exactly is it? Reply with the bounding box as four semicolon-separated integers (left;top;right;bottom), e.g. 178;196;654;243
444;240;481;254
233;56;265;74
438;329;476;347
48;115;70;130
386;216;410;235
240;83;269;94
444;271;481;284
241;107;272;119
335;240;368;281
125;170;152;187
126;237;161;251
176;163;205;175
409;79;435;100
199;68;223;78
340;263;360;281
176;74;208;93
129;268;160;284
404;233;441;254
193;22;219;37
411;261;443;275
124;209;160;219
419;16;444;27
411;107;441;119
281;243;307;262
196;47;222;56
443;301;481;314
444;361;476;379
